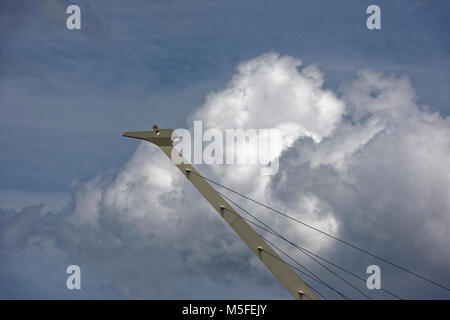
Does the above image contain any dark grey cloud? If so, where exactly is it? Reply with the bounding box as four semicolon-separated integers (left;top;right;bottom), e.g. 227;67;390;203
2;53;449;299
0;145;288;299
1;0;449;299
266;70;450;299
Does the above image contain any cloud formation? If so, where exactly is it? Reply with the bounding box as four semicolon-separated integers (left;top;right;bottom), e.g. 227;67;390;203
1;53;449;299
270;68;450;298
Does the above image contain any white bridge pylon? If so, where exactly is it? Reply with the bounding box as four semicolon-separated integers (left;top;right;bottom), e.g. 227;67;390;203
123;125;319;300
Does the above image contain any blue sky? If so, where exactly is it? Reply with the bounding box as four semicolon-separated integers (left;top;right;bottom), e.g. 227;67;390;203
1;0;449;192
1;0;449;299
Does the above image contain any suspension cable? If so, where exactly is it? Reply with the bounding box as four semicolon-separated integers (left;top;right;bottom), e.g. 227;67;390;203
189;171;449;293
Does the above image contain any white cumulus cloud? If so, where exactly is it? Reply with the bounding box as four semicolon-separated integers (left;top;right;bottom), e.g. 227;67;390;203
1;53;450;299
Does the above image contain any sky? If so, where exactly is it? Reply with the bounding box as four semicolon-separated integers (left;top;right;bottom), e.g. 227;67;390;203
0;0;449;299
